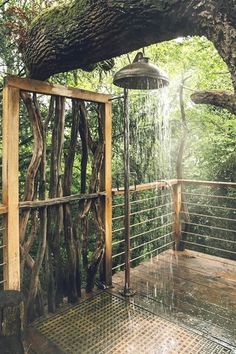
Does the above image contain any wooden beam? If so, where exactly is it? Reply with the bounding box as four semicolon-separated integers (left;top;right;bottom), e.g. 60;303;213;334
2;86;20;290
101;102;112;286
173;183;182;251
19;192;106;209
112;179;178;195
0;205;8;215
179;179;236;188
5;76;112;103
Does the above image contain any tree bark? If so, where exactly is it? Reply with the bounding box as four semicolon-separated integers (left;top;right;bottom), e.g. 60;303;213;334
78;101;89;269
191;90;236;114
47;96;65;312
25;97;55;321
63;99;82;302
85;105;105;292
19;93;43;244
23;1;236;91
176;78;191;251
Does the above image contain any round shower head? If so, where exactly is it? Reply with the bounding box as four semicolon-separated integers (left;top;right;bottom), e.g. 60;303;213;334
113;52;169;90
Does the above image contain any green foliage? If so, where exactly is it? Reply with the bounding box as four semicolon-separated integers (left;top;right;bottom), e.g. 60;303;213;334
108;36;235;183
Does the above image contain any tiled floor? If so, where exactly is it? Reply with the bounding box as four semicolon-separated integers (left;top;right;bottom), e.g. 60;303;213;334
31;292;232;354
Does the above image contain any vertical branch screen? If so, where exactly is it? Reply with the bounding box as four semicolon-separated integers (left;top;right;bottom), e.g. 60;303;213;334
2;76;112;322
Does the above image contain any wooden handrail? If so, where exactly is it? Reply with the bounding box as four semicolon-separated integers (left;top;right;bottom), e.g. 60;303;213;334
0;205;8;214
112;179;178;195
19;192;106;209
112;179;236;196
179;179;236;188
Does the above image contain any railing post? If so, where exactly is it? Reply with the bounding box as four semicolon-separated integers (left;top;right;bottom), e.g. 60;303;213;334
2;86;20;290
101;102;112;287
173;182;182;251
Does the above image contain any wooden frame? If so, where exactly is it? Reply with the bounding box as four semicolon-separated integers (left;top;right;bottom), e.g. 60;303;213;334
5;76;110;103
2;76;112;290
101;103;113;285
173;182;182;250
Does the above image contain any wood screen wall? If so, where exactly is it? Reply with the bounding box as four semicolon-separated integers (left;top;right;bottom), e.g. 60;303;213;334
1;76;112;292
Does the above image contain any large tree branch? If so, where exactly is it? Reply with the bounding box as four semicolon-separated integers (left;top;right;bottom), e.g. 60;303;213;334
22;0;236;90
191;90;236;115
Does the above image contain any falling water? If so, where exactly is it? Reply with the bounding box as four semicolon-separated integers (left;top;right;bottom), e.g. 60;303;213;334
128;87;172;183
126;87;175;325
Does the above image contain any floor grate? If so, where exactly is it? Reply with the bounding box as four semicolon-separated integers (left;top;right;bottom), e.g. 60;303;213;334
33;292;232;354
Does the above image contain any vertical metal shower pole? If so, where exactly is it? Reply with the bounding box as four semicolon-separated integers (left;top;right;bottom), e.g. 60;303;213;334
123;88;135;296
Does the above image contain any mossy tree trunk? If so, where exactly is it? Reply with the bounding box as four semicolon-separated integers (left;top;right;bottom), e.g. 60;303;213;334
23;1;236;113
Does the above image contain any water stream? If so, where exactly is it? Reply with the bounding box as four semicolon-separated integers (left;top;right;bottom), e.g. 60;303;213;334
123;88;176;320
128;87;172;184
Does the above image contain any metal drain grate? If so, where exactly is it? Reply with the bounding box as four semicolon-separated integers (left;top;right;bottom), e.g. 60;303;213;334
33;292;232;354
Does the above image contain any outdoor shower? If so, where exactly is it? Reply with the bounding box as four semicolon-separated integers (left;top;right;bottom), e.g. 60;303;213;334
113;52;169;296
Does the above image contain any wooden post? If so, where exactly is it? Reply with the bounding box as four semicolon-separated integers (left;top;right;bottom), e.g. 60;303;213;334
2;86;20;290
173;182;182;251
101;102;112;286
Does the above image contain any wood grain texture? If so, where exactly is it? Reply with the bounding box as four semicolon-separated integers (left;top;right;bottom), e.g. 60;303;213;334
2;87;20;291
112;179;178;195
112;249;236;344
180;179;236;188
173;183;182;250
5;76;111;103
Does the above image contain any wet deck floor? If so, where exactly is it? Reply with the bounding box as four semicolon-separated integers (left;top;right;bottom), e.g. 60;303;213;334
27;249;236;353
112;249;236;347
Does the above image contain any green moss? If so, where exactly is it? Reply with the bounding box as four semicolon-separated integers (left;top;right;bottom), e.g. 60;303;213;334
30;0;89;31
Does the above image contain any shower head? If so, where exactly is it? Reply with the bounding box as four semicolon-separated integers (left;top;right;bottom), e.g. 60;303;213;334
113;52;169;90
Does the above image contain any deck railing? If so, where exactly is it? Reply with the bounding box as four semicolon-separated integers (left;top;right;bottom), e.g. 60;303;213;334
111;179;236;275
179;180;236;260
1;163;235;289
112;180;177;272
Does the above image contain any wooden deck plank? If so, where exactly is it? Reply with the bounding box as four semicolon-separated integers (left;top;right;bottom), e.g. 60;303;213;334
112;249;236;345
113;265;236;320
154;249;236;280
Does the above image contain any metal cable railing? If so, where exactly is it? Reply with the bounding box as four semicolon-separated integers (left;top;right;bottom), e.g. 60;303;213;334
180;181;236;260
112;185;175;271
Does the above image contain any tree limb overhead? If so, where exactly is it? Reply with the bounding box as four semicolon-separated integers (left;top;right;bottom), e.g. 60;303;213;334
23;0;236;91
191;90;236;115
